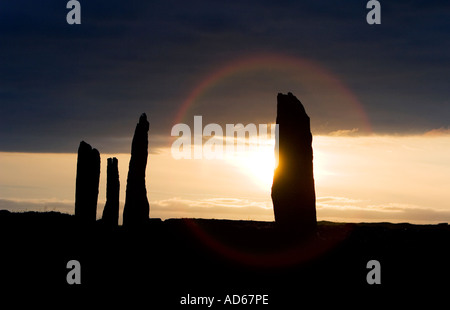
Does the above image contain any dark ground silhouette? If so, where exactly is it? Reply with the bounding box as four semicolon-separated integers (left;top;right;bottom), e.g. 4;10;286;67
0;211;448;306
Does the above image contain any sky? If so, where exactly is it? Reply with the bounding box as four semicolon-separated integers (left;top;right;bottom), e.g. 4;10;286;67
0;0;449;223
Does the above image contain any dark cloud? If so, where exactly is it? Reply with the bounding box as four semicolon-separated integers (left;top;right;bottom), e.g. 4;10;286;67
0;0;449;152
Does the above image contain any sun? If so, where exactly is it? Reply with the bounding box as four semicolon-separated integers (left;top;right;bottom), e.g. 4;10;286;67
224;139;277;190
222;136;331;191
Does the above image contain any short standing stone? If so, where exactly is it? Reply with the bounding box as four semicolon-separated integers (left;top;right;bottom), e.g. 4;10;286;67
75;141;101;224
102;157;120;227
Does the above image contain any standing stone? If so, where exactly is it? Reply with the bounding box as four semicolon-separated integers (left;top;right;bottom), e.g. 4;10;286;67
75;141;101;224
271;93;317;234
102;157;120;227
123;113;150;227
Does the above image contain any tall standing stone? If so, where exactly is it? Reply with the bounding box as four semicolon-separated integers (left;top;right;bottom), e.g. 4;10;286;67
75;141;101;224
123;113;150;227
271;93;316;234
102;157;120;227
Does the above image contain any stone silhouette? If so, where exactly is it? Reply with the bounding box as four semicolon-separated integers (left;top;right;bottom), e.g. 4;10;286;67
123;113;150;227
102;157;120;227
75;141;101;224
271;93;317;234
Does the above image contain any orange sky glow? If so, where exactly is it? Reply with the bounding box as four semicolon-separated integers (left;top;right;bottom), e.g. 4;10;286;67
1;133;449;224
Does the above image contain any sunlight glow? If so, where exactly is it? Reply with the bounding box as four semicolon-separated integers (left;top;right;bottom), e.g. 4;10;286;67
225;147;276;190
222;139;329;190
223;135;277;190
